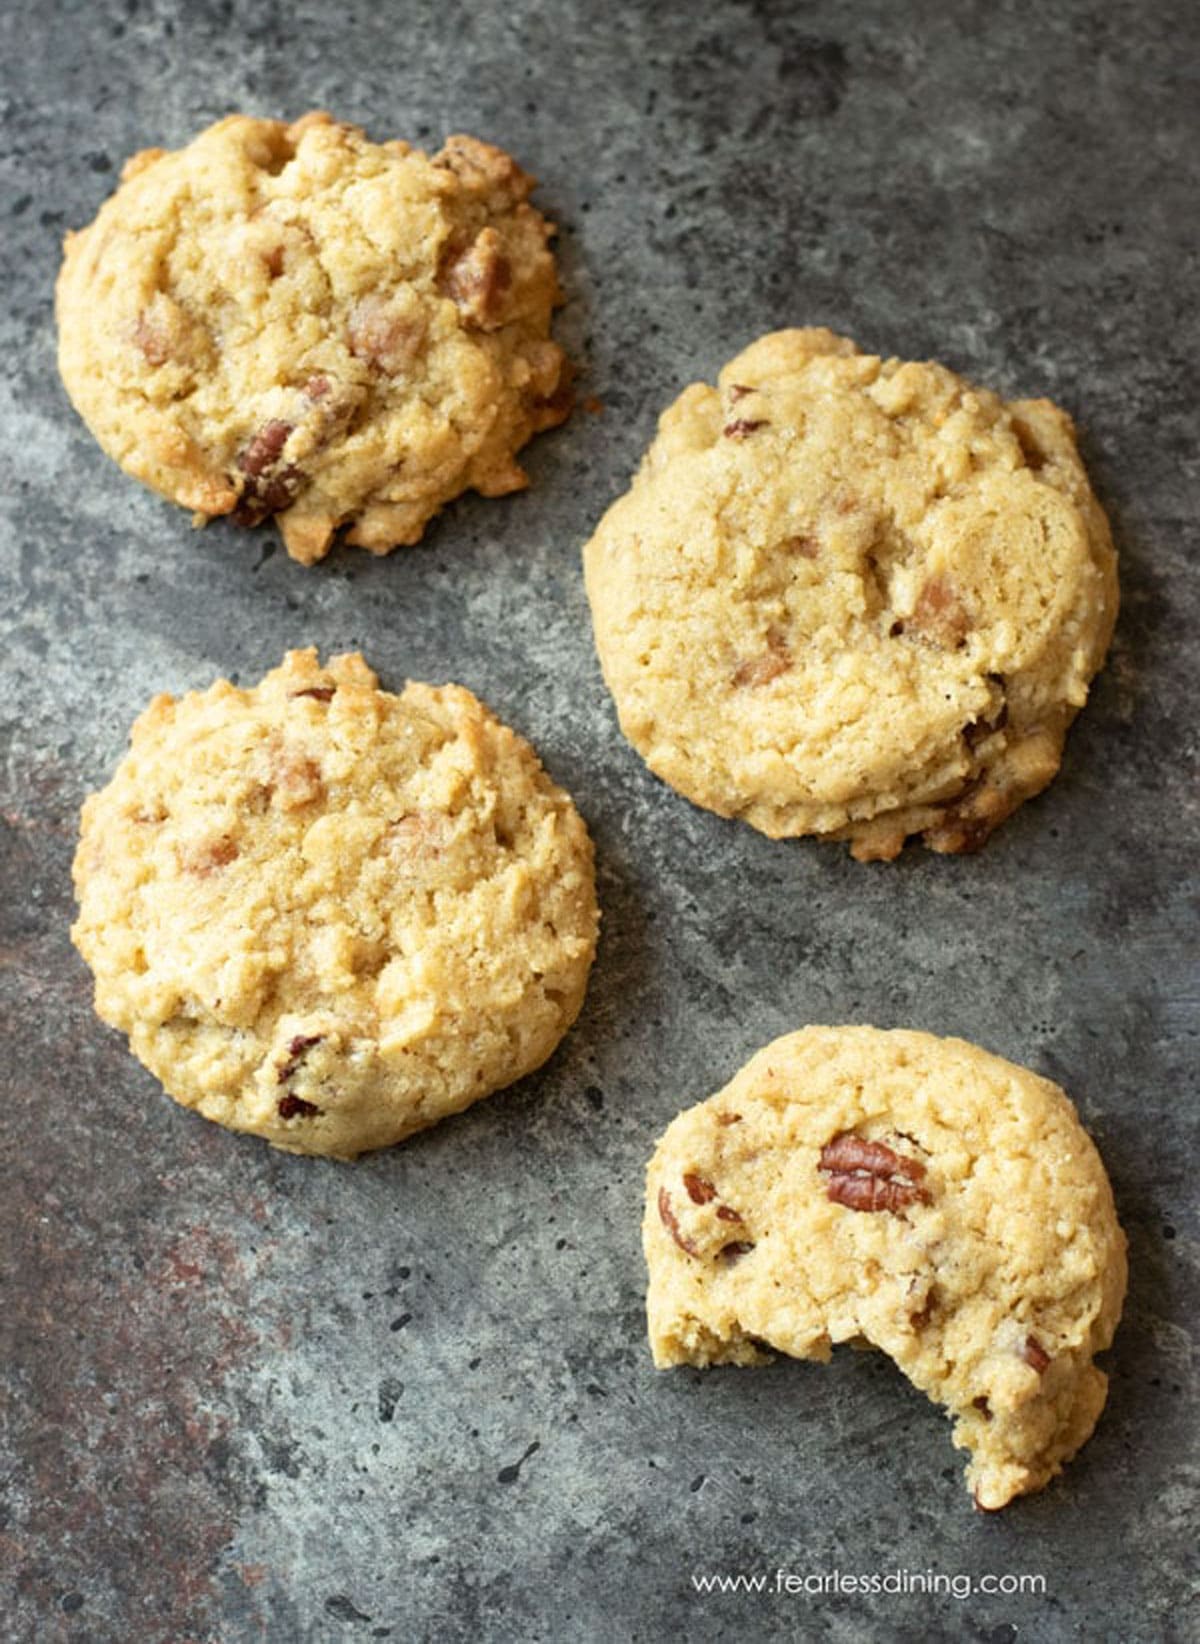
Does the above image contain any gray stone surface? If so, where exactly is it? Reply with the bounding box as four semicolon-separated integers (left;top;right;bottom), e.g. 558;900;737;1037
1;0;1197;1639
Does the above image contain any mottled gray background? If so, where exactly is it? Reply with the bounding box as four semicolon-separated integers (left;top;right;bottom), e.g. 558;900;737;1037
1;1;1197;1640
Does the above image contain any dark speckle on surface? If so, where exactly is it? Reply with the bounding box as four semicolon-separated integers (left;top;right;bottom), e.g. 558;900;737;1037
1;0;1198;1641
325;1593;373;1624
498;1441;542;1486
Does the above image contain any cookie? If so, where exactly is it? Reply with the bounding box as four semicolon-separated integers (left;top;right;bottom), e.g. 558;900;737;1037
56;113;571;564
643;1025;1126;1508
71;650;599;1158
584;329;1118;859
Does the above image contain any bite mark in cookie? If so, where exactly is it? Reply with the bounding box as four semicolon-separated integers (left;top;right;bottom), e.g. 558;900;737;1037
643;1025;1126;1509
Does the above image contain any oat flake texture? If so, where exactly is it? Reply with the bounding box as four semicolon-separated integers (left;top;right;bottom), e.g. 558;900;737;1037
56;113;571;563
71;650;599;1158
584;328;1119;859
644;1025;1127;1509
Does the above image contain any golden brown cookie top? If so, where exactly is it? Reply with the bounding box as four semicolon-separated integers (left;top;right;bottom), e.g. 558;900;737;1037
57;114;571;562
585;328;1118;858
71;650;599;1157
644;1025;1126;1508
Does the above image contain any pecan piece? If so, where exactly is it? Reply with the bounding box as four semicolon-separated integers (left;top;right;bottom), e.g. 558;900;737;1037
438;227;512;329
433;135;529;207
267;748;323;811
683;1173;717;1205
819;1131;931;1213
276;1033;324;1085
237;418;292;477
717;1241;754;1263
532;377;575;428
388;811;447;857
657;1186;699;1256
732;626;791;689
290;686;336;702
277;1093;321;1119
180;836;238;876
896;574;971;649
1022;1335;1051;1373
727;383;755;402
232;420;302;525
715;1205;744;1223
132;292;203;369
923;775;1016;855
347;295;425;374
133;308;173;367
723;418;768;439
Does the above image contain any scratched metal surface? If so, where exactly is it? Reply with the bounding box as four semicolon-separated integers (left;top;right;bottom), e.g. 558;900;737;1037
1;2;1197;1640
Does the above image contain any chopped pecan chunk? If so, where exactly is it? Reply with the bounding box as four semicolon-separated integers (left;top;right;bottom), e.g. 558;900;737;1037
732;626;791;689
180;836;238;876
267;748;323;811
347;295;425;373
133;309;172;367
532;378;574;428
657;1186;699;1256
238;419;292;477
232;420;302;525
723;418;768;439
1022;1335;1051;1373
819;1131;931;1213
716;1111;742;1126
438;227;512;329
717;1241;754;1262
715;1205;744;1223
727;383;755;402
276;1033;324;1085
433;135;529;207
290;686;336;702
683;1173;717;1204
132;292;202;368
277;1093;321;1119
896;574;971;649
923;775;1015;855
388;811;447;858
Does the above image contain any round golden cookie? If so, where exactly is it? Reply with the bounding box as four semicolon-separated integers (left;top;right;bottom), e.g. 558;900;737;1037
56;113;571;564
644;1026;1126;1510
584;329;1118;859
71;650;599;1158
